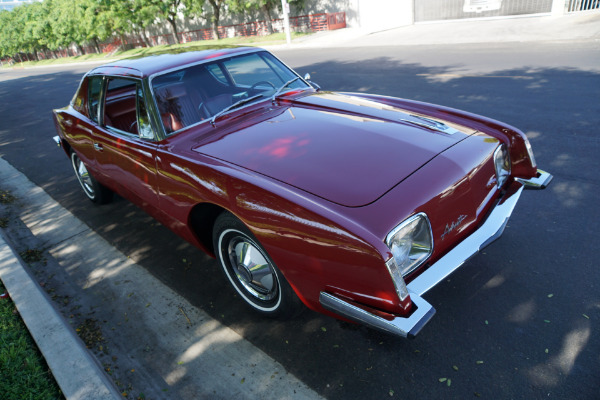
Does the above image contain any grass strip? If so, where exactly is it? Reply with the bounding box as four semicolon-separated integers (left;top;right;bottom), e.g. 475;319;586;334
0;281;63;399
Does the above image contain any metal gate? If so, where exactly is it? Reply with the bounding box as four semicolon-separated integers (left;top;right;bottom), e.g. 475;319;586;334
568;0;600;11
414;0;554;22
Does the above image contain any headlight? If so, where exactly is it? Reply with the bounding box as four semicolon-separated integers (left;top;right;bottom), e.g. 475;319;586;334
524;137;537;169
493;144;511;189
385;213;434;293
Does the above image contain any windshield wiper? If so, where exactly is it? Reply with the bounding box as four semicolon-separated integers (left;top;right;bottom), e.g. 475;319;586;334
271;77;301;103
210;94;263;127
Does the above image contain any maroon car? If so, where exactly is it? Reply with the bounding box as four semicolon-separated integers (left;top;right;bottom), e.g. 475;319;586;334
52;46;552;338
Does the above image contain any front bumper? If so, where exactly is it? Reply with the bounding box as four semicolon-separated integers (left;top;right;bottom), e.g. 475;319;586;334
320;170;553;338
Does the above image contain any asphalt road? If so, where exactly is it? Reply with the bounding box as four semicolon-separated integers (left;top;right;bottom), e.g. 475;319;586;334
1;41;599;399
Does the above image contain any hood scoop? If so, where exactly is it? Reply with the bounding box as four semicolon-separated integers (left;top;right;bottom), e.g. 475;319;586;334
399;115;460;135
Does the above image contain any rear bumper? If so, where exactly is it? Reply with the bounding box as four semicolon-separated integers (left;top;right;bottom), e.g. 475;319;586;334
320;169;553;338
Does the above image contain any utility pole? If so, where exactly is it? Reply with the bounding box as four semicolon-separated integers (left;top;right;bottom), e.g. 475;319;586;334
281;0;292;45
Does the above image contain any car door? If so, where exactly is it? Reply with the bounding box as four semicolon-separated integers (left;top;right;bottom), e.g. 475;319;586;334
91;77;160;212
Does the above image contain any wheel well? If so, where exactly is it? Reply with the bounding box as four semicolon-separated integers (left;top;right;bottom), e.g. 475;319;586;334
61;139;72;157
189;203;227;256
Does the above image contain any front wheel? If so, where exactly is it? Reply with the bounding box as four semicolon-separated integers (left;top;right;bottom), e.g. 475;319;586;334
213;212;303;318
70;151;112;204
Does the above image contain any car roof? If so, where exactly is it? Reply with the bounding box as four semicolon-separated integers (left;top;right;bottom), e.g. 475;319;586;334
87;46;259;79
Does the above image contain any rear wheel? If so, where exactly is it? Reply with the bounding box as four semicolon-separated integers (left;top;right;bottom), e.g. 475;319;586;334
70;151;112;204
213;212;303;318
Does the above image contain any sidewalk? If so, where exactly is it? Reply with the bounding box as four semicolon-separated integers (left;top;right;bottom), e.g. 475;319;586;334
0;157;321;400
289;11;600;48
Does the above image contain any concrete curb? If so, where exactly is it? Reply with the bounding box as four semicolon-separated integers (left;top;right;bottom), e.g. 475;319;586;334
0;231;123;399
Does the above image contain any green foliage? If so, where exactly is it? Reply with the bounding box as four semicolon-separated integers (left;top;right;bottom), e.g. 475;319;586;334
0;282;63;399
0;0;307;59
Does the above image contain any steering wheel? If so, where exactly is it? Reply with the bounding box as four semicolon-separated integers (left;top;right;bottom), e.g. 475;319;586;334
250;81;276;91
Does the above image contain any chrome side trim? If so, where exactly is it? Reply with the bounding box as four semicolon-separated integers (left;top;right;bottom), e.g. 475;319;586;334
319;291;436;338
53;136;61;146
407;185;524;297
516;169;553;190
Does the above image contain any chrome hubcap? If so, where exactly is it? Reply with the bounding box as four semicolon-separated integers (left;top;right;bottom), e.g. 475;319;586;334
72;154;94;197
227;236;277;301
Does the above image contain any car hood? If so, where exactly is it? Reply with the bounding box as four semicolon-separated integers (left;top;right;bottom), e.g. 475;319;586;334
195;92;477;207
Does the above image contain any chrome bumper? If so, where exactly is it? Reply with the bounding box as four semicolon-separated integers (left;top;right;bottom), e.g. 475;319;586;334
516;169;553;190
53;136;61;146
320;169;553;338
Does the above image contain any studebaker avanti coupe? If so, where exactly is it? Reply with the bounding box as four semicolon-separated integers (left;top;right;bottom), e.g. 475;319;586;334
53;46;552;338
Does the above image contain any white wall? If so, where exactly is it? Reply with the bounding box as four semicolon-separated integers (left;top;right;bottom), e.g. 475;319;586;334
350;0;413;31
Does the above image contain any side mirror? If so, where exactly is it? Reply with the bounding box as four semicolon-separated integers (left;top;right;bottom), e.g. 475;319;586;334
304;73;321;91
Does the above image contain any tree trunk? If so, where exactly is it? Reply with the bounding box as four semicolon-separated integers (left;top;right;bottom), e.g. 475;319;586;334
139;30;151;47
209;0;221;40
263;5;274;34
76;43;85;56
92;37;101;53
168;18;180;44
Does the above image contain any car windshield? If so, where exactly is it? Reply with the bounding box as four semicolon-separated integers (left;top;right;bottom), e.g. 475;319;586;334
152;51;309;134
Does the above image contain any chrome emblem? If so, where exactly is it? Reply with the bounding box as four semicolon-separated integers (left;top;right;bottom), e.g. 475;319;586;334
441;214;467;240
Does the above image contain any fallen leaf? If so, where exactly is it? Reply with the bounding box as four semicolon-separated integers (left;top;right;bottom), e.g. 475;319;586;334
547;294;554;298
583;314;590;319
447;379;451;387
476;361;484;365
388;389;394;397
439;378;447;382
484;320;489;325
321;327;327;332
544;320;551;323
545;348;549;354
241;378;245;383
452;365;459;371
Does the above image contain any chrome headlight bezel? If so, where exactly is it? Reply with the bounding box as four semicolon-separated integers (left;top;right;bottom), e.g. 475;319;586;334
493;144;511;189
385;213;434;301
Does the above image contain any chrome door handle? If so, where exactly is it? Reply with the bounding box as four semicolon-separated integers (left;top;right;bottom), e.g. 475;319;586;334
93;143;103;151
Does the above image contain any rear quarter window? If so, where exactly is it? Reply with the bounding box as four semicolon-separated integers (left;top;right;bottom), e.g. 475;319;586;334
88;76;103;123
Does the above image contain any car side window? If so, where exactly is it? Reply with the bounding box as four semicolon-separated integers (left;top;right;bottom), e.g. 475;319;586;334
205;64;229;85
103;78;140;136
136;85;154;140
88;76;103;123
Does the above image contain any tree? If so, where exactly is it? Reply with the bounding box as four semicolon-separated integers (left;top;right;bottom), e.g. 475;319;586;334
228;0;304;34
0;10;17;59
151;0;183;44
183;0;226;40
